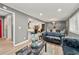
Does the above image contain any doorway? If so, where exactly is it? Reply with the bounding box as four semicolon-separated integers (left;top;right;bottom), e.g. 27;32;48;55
0;16;2;38
3;14;13;40
0;8;15;46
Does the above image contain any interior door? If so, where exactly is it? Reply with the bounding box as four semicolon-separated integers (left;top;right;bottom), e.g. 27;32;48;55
0;16;2;38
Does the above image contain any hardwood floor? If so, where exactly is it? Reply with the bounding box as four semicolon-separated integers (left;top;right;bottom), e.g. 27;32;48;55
47;42;63;55
0;38;63;55
0;38;13;55
0;38;31;55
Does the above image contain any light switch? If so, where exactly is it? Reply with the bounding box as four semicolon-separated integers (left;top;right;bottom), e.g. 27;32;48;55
24;37;26;39
18;26;21;29
3;6;7;9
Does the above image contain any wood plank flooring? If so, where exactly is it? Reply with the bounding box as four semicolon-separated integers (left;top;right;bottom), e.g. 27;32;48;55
0;38;13;55
47;42;63;55
0;38;31;55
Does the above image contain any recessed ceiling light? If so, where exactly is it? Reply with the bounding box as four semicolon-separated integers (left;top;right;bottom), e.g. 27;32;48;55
40;13;43;16
57;8;62;12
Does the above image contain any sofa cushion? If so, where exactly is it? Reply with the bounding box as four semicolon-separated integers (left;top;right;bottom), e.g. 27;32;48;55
43;32;64;37
46;36;60;40
64;38;79;48
63;37;79;55
47;32;61;37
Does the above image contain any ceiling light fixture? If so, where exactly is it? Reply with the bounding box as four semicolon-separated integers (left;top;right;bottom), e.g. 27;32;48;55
40;13;43;16
57;8;62;12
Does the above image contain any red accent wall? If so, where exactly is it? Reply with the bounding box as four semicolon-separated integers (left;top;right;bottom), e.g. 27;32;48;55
0;16;2;38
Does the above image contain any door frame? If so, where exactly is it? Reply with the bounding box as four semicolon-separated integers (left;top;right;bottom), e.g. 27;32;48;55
0;8;15;46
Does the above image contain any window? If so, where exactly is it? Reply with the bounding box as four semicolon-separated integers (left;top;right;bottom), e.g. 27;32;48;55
69;11;79;34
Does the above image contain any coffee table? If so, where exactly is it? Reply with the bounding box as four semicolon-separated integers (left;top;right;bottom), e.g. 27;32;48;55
16;41;47;55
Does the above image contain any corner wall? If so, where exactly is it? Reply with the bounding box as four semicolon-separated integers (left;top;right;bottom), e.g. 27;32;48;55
0;4;28;45
46;21;66;32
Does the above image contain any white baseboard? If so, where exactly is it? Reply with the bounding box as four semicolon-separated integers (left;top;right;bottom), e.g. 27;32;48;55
14;40;29;47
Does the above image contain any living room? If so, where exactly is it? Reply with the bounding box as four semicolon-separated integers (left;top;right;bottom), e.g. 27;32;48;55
14;3;79;55
0;3;79;55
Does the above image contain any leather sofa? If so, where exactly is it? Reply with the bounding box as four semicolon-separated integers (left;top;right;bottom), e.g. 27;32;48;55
63;38;79;55
42;32;65;45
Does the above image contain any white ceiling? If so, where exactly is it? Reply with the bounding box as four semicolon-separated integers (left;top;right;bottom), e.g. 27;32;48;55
4;3;79;22
0;9;9;16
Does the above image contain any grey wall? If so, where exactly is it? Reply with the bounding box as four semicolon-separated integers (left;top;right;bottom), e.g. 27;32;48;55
68;32;79;39
65;20;69;35
0;4;28;44
14;11;28;44
46;21;66;32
